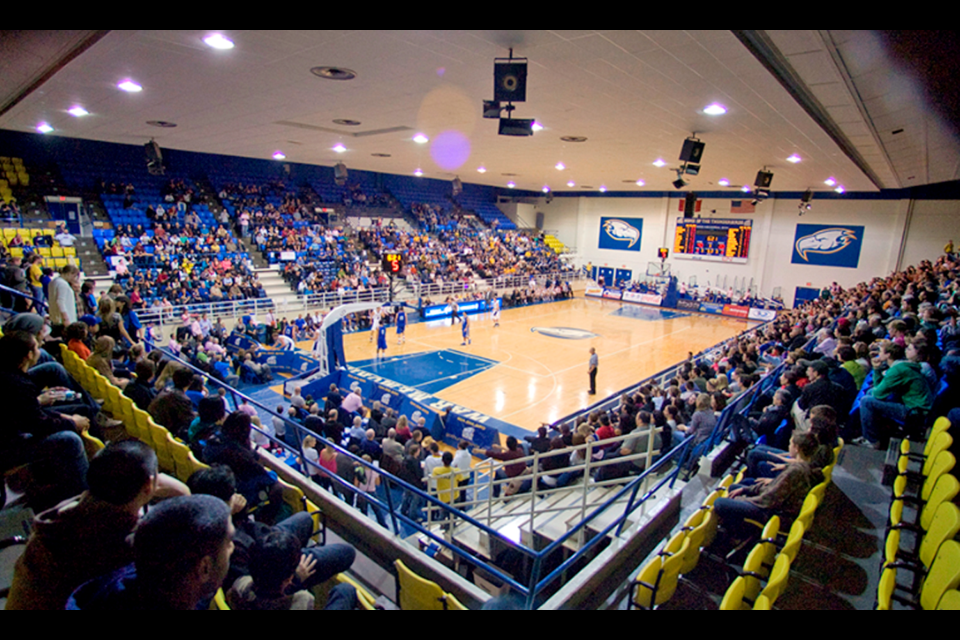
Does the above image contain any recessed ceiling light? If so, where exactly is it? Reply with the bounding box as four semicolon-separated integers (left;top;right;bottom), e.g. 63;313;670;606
117;80;142;93
653;159;666;168
531;121;544;132
272;151;286;160
567;181;575;188
477;167;487;174
68;106;89;117
204;33;234;50
636;179;645;187
332;144;346;153
311;67;357;81
599;186;607;193
36;122;53;134
741;185;752;193
824;177;837;187
704;103;727;115
542;185;551;193
718;179;730;187
834;185;845;194
413;133;429;144
787;154;802;163
507;181;516;189
555;162;566;171
414;168;423;177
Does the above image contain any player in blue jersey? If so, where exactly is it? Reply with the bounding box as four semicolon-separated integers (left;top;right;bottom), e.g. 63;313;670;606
461;313;471;346
377;321;388;358
396;307;407;345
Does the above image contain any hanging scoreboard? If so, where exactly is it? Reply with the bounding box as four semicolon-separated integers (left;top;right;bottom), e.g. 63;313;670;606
673;217;752;264
381;252;404;274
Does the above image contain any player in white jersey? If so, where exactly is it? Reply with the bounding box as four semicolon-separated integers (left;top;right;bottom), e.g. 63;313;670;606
491;298;501;328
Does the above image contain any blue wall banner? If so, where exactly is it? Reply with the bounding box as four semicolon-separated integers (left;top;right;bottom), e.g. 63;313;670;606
791;224;865;269
599;217;643;252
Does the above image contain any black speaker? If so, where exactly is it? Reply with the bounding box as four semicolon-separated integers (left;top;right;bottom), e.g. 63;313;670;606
499;118;534;137
684;192;698;218
334;162;348;186
144;140;164;175
755;170;774;189
679;138;705;163
494;62;528;103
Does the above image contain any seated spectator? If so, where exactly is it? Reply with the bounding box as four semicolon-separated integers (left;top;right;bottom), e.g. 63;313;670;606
6;441;188;610
857;341;935;449
123;360;157;411
148;367;196;440
86;336;129;389
714;431;820;541
227;528;356;610
0;330;90;511
67;495;235;610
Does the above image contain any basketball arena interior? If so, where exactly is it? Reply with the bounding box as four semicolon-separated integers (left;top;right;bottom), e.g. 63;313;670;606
1;30;960;610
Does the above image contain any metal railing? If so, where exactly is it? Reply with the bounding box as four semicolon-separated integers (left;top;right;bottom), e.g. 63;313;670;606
409;270;582;300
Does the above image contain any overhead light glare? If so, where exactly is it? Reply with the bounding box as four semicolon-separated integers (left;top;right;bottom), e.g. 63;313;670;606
636;180;645;187
834;185;846;194
36;122;54;134
555;162;565;171
507;181;516;189
741;185;752;193
117;80;142;93
824;177;837;187
413;133;429;144
531;121;544;132
653;159;666;168
567;181;575;188
477;167;487;173
204;33;235;50
542;185;551;193
703;103;727;115
68;106;89;117
332;143;347;153
787;154;802;163
599;186;607;193
718;179;730;187
414;168;424;177
272;151;286;160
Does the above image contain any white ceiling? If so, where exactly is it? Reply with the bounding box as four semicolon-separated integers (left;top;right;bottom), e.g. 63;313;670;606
1;30;957;194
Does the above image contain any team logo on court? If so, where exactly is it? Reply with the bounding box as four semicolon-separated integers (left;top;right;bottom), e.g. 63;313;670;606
531;327;599;340
791;224;865;269
599;217;644;252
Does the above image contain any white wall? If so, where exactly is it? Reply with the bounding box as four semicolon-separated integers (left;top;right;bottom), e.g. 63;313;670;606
535;192;939;307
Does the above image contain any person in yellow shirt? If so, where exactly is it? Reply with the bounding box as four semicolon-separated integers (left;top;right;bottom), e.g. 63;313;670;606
27;253;44;301
431;452;464;506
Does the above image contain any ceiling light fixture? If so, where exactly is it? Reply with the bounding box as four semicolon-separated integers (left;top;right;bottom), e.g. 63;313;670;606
718;179;730;187
414;168;424;177
332;143;346;153
477;167;487;173
555;162;565;171
703;103;727;115
117;80;142;93
599;186;607;193
834;185;846;194
413;133;429;144
204;33;235;50
68;106;89;117
787;154;802;163
272;151;286;160
531;121;544;132
507;181;516;189
653;159;666;168
636;179;645;187
824;177;837;187
36;122;54;134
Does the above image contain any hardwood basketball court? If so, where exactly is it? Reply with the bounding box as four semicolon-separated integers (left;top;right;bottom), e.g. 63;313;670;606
331;296;760;432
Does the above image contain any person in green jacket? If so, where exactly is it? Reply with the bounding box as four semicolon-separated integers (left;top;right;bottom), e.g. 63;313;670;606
857;341;934;449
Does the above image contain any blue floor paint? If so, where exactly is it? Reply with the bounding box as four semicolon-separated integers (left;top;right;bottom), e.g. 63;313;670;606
351;349;498;395
610;306;690;322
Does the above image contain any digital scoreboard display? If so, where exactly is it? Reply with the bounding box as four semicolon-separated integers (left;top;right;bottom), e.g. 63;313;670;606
381;252;404;274
673;217;752;264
